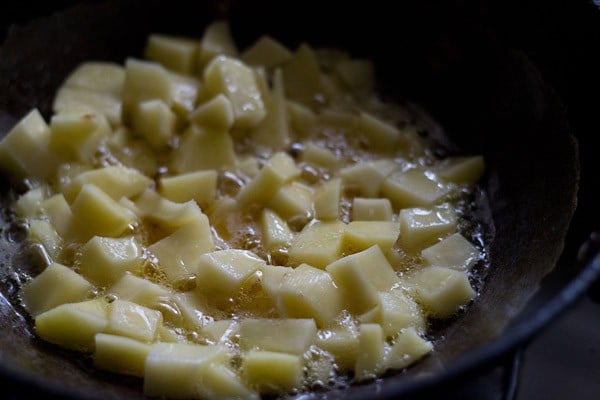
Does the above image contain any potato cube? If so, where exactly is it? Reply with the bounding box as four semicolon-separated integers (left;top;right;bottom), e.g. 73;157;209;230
239;318;317;355
21;262;94;316
241;350;303;393
421;232;481;271
167;292;212;330
342;221;400;254
385;327;433;370
359;289;426;337
70;183;137;240
144;34;198;74
169;72;201;117
326;245;399;314
260;208;293;251
53;86;122;126
340;159;398;197
314;178;341;221
28;219;62;260
94;333;151;377
242;35;292;68
436;155;485;185
301;142;339;169
335;59;375;92
351;197;393;221
131;99;176;149
49;111;110;163
204;55;266;128
287;101;316;136
288;221;345;269
15;187;45;218
251;69;289;150
159;170;218;208
201;319;239;343
63;62;125;96
40;193;73;238
0;108;58;181
398;203;457;254
354;323;385;381
34;299;109;352
406;266;476;318
381;168;450;209
144;342;231;399
134;190;207;229
189;94;234;131
314;325;359;372
171;125;236;173
356;112;401;151
79;236;142;287
198;363;259;400
197;20;238;70
108;273;169;309
106;299;162;342
121;58;173;118
267;181;313;221
282;43;323;107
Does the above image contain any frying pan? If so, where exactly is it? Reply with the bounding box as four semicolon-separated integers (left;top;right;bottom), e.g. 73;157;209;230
0;0;597;399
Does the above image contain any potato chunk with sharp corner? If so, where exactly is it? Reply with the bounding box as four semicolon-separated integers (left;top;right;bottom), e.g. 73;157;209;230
267;181;313;221
241;350;303;394
144;34;198;74
381;168;450;209
351;197;393;221
358;289;426;337
339;159;398;197
204;55;266;128
314;326;359;372
239;318;317;355
94;333;151;377
385;327;433;370
121;58;173;118
251;68;289;150
197;20;238;70
167;292;212;330
63;62;125;96
49;111;110;163
421;232;481;271
313;178;341;220
189;94;234;131
171;125;236;173
326;245;399;314
287;101;316;136
197;362;259;400
356;112;401;151
159;170;218;207
354;323;385;381
106;299;162;342
406;266;475;318
15;187;45;218
398;203;457;254
301;141;340;169
169;72;200;117
342;221;400;255
40;193;72;238
288;221;345;269
282;43;323;107
108;273;169;309
131;99;176;149
242;35;292;68
260;208;293;251
143;342;231;399
134;190;207;229
53;86;122;126
28;219;62;260
78;236;143;287
436;155;485;185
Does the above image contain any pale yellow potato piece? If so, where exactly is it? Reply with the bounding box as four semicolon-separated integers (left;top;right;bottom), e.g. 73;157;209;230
356;112;401;151
421;232;481;271
106;299;162;342
131;99;176;149
133;190;207;229
162;292;211;330
169;71;201;117
189;94;234;131
313;178;341;221
314;325;359;372
342;221;400;254
63;62;125;96
22;262;94;317
108;273;169;309
260;264;294;299
49;111;110;163
251;68;289;150
28;219;62;260
406;266;476;318
144;34;198;74
239;318;317;355
121;58;173;118
0;108;58;181
34;298;109;352
201;319;239;343
171;125;236;173
326;245;399;314
381;168;450;209
335;58;374;92
242;35;292;68
39;193;73;238
354;323;385;381
197;362;259;400
288;221;345;269
340;159;398;197
260;208;293;251
159;170;218;207
70;183;137;240
301;141;340;169
358;289;426;337
204;55;266;128
267;181;313;220
287;100;316;136
94;333;151;377
282;43;323;107
15;187;45;218
385;327;433;370
351;197;393;221
241;350;303;394
436;155;485;185
398;203;457;254
53;86;122;126
78;236;143;287
197;20;238;70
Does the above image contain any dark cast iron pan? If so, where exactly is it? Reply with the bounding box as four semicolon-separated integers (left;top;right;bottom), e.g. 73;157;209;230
0;0;597;399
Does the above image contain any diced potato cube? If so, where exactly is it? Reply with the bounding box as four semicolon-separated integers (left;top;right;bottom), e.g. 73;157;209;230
144;342;231;399
201;319;239;343
385;327;433;370
335;59;374;92
70;183;137;240
260;264;293;297
242;35;292;68
352;197;393;221
287;101;316;136
167;292;212;330
326;245;399;314
237;152;300;206
381;168;450;209
241;350;303;394
53;86;122;126
354;323;385;381
356;112;401;151
342;221;400;254
204;55;266;128
359;289;426;337
144;34;198;74
239;318;317;355
317;109;357;132
28;219;62;260
49;111;110;163
63;62;125;95
170;72;201;117
301;142;340;169
134;190;207;229
236;156;260;178
131;99;176;149
314;326;359;372
15;187;45;218
313;178;341;221
0;109;58;181
189;94;234;131
260;208;293;251
148;215;214;284
34;299;109;352
340;159;398;197
40;193;72;238
276;264;343;327
196;249;265;301
79;236;142;287
197;362;259;400
406;266;476;318
94;333;151;377
171;125;236;173
21;262;94;316
106;299;162;342
288;221;345;269
398;204;457;254
121;58;173;118
108;273;169;309
267;181;313;221
251;69;289;150
197;20;238;70
159;170;218;208
436;155;485;185
282;43;323;107
421;232;481;271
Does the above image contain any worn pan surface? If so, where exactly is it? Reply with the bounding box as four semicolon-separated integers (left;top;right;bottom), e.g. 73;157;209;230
0;0;584;398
